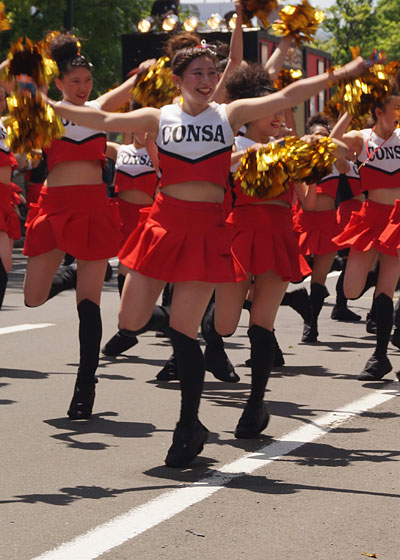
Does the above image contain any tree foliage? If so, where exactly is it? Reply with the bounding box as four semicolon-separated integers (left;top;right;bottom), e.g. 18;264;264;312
317;0;400;65
0;0;152;96
374;0;400;61
320;0;377;64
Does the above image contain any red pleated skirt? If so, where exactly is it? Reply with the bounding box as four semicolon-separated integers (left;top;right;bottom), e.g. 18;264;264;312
116;198;151;245
119;192;246;283
0;182;21;240
226;203;304;282
333;199;396;256
294;208;341;255
26;182;43;208
23;184;122;260
337;198;363;230
378;199;400;253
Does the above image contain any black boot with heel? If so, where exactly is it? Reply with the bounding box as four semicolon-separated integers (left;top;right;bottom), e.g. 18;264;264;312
68;299;102;420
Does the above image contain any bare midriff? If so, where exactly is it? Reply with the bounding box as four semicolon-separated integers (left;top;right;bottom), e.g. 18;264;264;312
0;166;13;184
162;181;225;203
311;193;336;211
368;186;400;206
45;160;103;187
117;189;154;205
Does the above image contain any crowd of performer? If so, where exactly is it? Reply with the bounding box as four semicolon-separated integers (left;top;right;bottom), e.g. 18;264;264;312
0;8;399;468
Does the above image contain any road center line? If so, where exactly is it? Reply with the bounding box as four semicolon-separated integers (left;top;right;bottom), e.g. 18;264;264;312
32;383;399;560
0;323;55;335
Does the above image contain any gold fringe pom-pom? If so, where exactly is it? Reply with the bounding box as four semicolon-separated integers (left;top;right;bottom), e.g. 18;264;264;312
272;0;325;47
240;0;278;28
234;142;290;199
285;136;338;184
4;93;65;160
273;67;303;90
132;56;178;109
336;64;392;119
4;37;64;159
0;2;10;31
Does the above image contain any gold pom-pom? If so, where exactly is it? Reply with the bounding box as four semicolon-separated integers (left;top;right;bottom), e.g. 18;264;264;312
4;93;65;160
286;136;338;184
0;2;10;31
4;37;64;159
132;56;178;109
336;64;392;118
272;0;325;47
273;67;303;90
240;0;279;28
234;142;290;199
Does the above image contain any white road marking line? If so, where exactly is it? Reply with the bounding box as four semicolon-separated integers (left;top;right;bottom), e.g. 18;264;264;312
0;323;55;335
32;383;399;560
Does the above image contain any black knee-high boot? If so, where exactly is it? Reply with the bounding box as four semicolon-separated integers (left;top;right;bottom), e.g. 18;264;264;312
48;265;77;300
165;328;208;467
302;283;329;343
0;258;8;309
201;301;239;383
281;287;312;324
68;299;102;419
391;298;400;349
359;293;393;381
331;268;361;322
102;305;170;357
235;325;274;439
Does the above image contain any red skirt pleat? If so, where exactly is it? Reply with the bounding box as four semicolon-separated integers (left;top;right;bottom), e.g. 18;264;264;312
116;198;151;246
333;199;395;256
337;198;363;230
26;182;43;208
0;182;21;240
378;199;400;252
226;204;304;282
119;192;246;283
23;184;122;260
294;208;341;255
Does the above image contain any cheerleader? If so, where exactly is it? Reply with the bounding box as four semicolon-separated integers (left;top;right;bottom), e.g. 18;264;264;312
292;116;346;342
0;87;21;309
332;87;400;381
22;33;151;420
48;46;367;466
215;63;319;438
102;128;159;357
332;158;365;321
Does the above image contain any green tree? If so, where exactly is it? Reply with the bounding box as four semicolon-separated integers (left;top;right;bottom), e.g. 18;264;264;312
374;0;400;61
320;0;377;64
0;0;152;96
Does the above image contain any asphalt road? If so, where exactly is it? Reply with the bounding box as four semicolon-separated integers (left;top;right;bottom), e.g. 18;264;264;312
1;248;399;560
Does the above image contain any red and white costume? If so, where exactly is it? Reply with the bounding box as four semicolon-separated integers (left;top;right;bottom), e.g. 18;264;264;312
226;135;307;282
114;143;157;244
119;102;246;282
334;128;400;256
23;101;122;260
336;162;363;229
0;119;20;240
294;164;342;256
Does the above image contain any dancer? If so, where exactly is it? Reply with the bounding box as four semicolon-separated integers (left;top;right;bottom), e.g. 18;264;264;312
0;86;21;309
292;116;346;342
332;87;400;381
102;124;159;357
22;33;152;419
215;63;320;438
48;45;367;466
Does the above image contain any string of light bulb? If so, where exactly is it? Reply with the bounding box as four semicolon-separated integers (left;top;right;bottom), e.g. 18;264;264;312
137;11;239;33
